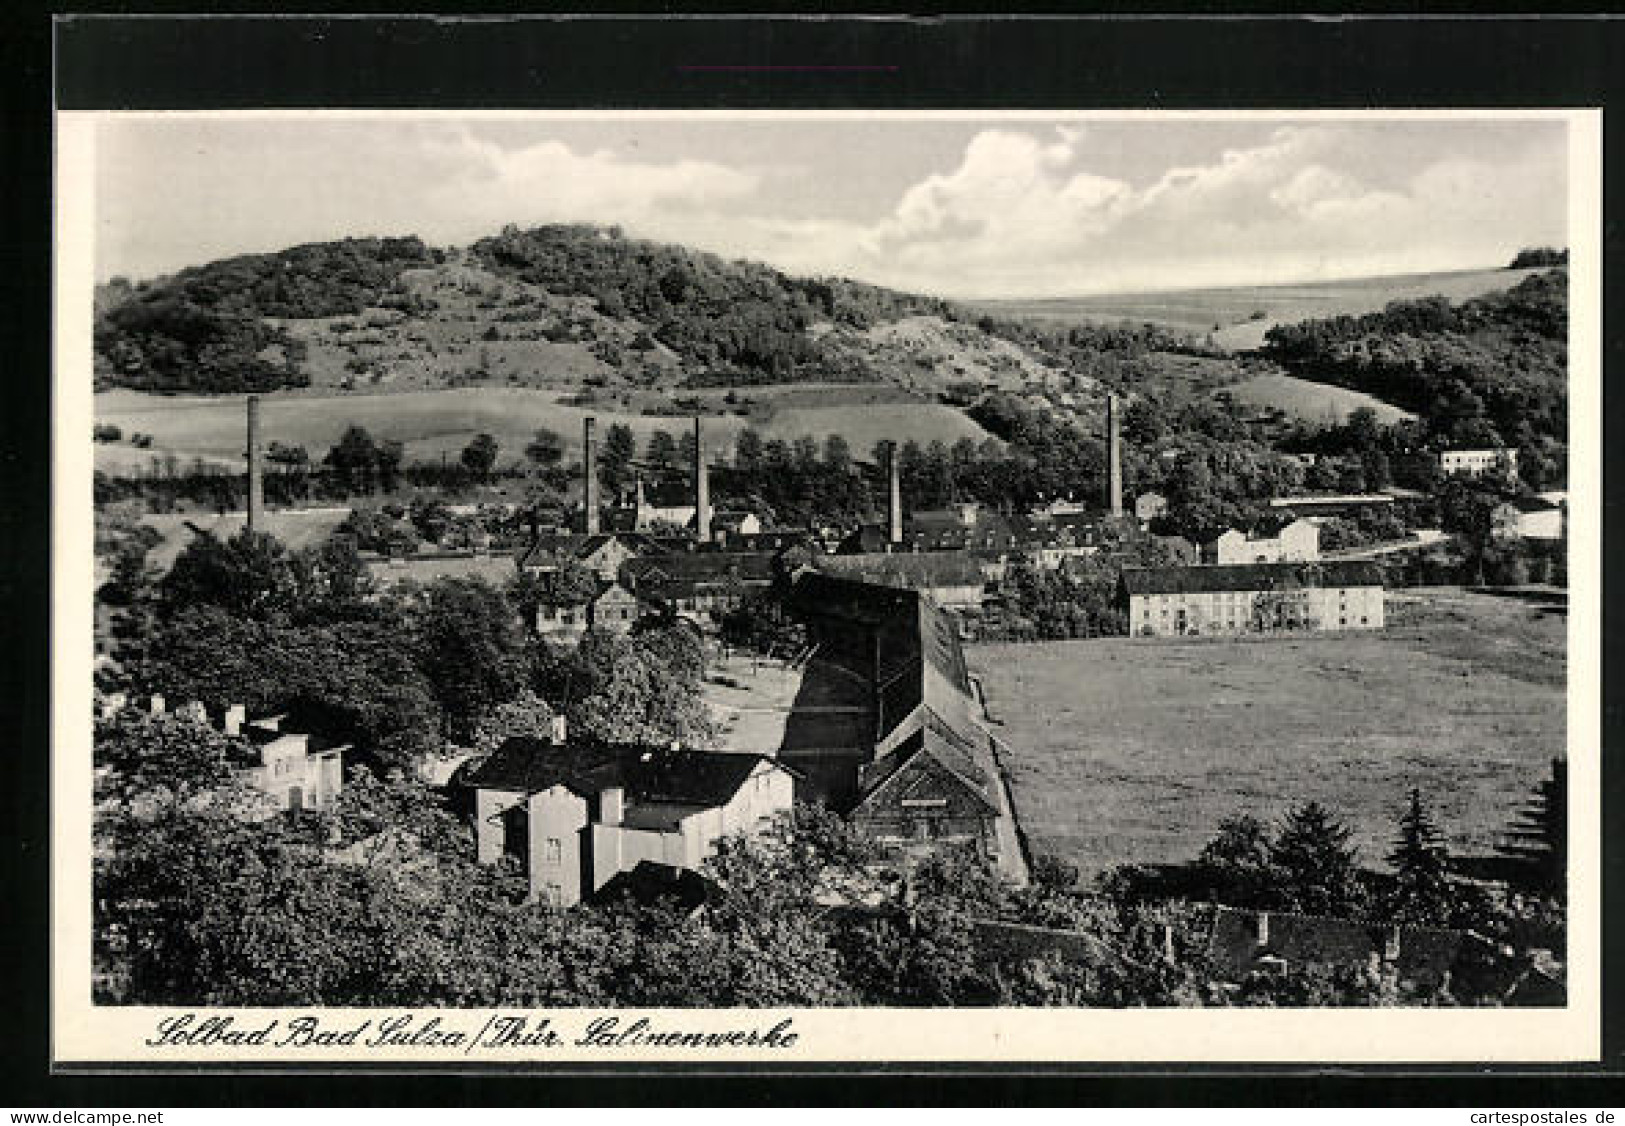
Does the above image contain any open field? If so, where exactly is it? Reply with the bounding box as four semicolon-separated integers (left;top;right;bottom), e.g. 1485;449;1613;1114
93;388;995;474
136;508;355;570
972;267;1543;350
967;587;1566;880
1224;371;1415;425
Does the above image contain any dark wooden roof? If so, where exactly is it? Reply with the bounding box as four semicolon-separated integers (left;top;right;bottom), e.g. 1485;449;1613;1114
816;550;987;589
855;722;1000;815
463;736;781;810
789;570;919;626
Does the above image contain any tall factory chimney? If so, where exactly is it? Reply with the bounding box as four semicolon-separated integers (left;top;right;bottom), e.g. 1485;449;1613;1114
1106;393;1123;519
246;394;264;533
582;416;601;535
693;416;712;545
886;441;903;548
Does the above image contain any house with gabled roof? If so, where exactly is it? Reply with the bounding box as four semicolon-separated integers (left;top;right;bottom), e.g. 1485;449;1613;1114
534;577;660;643
621;550;780;622
517;532;655;580
461;725;795;906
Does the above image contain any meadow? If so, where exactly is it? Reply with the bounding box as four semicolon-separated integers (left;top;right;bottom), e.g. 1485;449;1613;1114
93;387;994;474
967;587;1566;880
1224;371;1415;425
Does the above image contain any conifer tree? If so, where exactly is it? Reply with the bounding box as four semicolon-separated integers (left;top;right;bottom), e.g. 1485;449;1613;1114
1385;788;1453;925
1270;801;1362;917
1497;758;1567;898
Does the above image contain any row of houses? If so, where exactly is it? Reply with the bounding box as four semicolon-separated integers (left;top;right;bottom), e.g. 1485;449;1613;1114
98;693;348;816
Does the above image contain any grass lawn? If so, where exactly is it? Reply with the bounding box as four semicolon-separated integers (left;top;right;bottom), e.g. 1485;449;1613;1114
967;587;1566;880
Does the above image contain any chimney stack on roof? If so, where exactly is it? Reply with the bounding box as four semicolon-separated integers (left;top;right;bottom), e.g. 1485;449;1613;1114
1106;393;1124;520
224;703;246;738
583;416;601;535
886;441;903;548
246;394;264;533
693;416;712;544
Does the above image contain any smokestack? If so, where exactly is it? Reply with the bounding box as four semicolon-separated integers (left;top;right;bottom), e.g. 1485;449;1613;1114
887;441;903;547
1106;393;1123;519
246;395;264;532
693;416;711;544
582;416;600;535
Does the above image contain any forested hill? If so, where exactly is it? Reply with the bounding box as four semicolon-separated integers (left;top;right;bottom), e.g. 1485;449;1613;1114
95;237;442;394
1261;269;1568;448
92;224;1197;398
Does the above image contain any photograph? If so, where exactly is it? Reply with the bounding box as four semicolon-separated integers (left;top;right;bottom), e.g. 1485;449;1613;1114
52;105;1600;1065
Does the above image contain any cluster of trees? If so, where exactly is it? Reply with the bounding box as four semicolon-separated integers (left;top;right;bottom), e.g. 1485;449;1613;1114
474;225;872;381
1509;247;1568;269
1262;270;1569;453
472;224;1214;388
102;523;715;764
1134;774;1566;932
94;419;583;515
988;539;1189;641
94;723;1557;1010
94;237;438;393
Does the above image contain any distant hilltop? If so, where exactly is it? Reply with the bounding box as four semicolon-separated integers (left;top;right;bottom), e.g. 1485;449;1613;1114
91;224;1198;403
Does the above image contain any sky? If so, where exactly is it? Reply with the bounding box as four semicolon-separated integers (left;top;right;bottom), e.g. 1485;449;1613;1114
88;114;1570;300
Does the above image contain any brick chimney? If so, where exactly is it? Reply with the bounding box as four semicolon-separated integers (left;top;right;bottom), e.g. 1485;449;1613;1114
886;441;903;548
582;416;601;535
246;394;264;533
224;703;246;737
1106;392;1123;519
693;416;711;545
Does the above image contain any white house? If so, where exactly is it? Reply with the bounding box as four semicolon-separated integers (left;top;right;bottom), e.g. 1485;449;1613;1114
1493;496;1565;541
465;730;796;906
1203;518;1320;565
236;710;348;817
1440;449;1518;477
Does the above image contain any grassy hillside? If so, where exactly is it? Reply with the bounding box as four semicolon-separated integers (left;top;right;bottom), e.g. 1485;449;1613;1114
972;267;1547;351
93;226;1090;402
1261;268;1567;450
1224;372;1415;426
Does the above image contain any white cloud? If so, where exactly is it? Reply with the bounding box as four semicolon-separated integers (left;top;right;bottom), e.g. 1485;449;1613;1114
427;130;759;229
95;118;1569;299
709;123;1570;297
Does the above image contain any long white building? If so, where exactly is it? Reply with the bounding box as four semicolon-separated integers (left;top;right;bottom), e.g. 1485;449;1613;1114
1120;561;1386;637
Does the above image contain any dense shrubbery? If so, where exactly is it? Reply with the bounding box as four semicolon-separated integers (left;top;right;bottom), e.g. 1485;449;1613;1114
1509;247;1568;269
94;237;437;393
1263;270;1568;449
471;224;930;381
